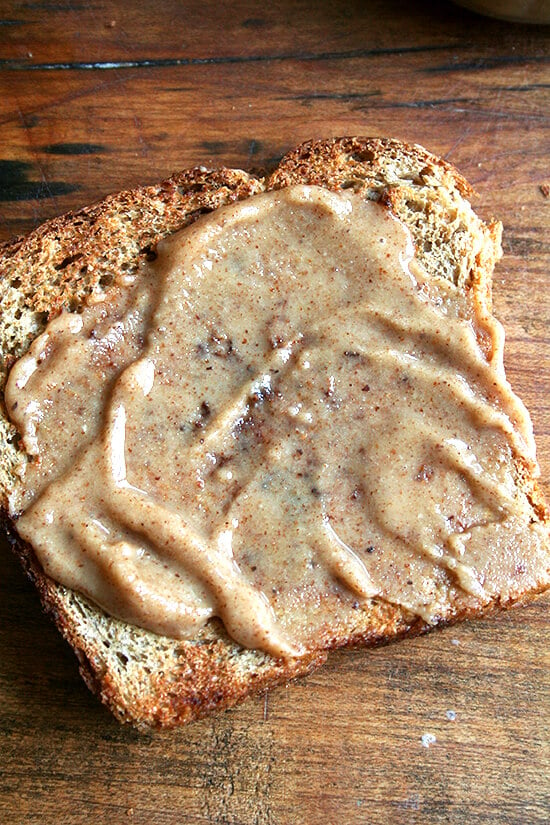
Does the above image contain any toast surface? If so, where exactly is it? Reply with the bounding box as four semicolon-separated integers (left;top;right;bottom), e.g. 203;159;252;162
1;137;549;727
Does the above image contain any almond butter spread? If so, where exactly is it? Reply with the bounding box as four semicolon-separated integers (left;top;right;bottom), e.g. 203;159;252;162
5;186;547;658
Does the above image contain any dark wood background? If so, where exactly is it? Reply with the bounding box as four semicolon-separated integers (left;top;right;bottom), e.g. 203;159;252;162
1;2;548;823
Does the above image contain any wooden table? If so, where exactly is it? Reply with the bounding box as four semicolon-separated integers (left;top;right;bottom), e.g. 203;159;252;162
1;2;548;823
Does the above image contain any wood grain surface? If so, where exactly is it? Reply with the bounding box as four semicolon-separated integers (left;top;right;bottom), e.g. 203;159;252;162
0;2;548;823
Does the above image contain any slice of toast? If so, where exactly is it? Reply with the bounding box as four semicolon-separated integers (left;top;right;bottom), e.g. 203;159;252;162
1;137;548;728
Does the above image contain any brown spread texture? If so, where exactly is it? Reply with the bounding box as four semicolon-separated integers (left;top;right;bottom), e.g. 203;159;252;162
1;137;549;727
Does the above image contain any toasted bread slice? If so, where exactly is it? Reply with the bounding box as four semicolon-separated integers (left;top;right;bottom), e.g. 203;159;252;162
1;138;548;727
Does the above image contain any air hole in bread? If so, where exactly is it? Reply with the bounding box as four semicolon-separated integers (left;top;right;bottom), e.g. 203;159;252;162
55;253;84;271
140;244;158;262
414;167;433;184
349;149;375;164
179;183;206;194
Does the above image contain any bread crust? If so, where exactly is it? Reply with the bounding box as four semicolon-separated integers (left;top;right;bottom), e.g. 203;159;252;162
1;137;549;727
